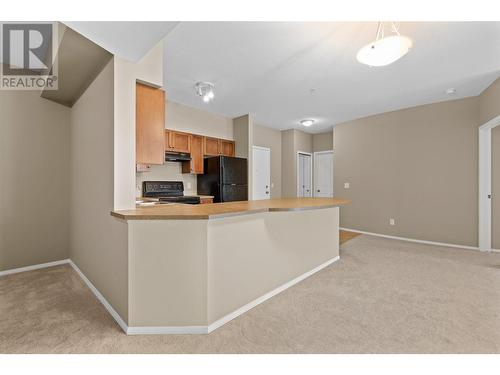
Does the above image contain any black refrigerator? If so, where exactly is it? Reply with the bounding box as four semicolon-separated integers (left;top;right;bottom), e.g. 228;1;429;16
197;156;248;202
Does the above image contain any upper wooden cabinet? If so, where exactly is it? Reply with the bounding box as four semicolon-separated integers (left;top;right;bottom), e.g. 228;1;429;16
220;139;235;157
182;134;204;174
165;130;191;153
203;137;235;157
204;137;221;156
136;83;165;165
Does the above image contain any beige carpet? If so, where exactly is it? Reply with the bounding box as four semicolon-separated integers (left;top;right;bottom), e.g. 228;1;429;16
1;234;500;353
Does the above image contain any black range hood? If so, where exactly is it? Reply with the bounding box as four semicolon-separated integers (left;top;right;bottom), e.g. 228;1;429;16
165;151;191;162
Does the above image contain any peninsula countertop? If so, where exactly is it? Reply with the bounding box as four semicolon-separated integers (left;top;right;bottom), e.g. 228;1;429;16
111;197;350;220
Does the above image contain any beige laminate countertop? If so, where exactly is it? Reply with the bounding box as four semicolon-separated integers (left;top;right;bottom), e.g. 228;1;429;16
111;198;350;220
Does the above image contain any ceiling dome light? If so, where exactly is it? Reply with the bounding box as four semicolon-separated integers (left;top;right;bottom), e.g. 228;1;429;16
195;81;215;103
300;119;315;127
357;22;413;67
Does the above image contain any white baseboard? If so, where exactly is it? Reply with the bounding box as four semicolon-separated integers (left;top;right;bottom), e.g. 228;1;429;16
1;255;340;335
127;326;208;335
340;227;487;252
0;259;70;277
207;255;340;333
67;260;128;334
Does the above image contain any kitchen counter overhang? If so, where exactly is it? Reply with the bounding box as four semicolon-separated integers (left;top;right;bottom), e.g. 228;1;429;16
111;197;350;220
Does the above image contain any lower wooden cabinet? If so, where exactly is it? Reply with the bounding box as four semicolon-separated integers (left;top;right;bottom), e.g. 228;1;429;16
182;134;203;174
199;197;214;204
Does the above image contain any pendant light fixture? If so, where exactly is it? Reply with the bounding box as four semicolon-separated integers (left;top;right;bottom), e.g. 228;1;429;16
356;22;413;67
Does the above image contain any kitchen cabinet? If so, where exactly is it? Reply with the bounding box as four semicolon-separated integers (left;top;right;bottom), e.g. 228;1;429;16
199;197;214;204
203;137;235;157
165;130;191;153
136;83;165;165
182;134;204;174
219;139;235;157
203;137;220;156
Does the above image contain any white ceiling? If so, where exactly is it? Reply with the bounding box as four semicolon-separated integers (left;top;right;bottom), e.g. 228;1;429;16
64;21;179;62
163;22;500;133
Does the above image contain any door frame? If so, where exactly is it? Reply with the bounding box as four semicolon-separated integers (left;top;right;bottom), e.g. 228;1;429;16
252;146;271;200
296;151;313;197
313;150;334;197
479;114;500;251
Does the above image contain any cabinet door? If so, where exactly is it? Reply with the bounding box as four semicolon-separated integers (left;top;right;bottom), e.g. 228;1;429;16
182;135;203;174
136;83;165;165
170;131;191;153
220;139;235;156
164;130;172;150
204;137;220;156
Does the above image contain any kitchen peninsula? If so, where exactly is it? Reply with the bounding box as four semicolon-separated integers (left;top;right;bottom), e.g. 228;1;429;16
111;197;349;334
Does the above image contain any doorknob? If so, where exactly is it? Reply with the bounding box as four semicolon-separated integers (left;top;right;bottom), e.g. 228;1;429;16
317;189;320;192
265;191;269;194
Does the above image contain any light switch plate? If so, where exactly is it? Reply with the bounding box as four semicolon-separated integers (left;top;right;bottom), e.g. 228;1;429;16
389;218;395;226
344;182;350;189
186;182;192;190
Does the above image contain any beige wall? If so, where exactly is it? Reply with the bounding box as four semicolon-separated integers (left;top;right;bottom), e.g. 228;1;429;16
478;77;500;249
253;124;282;198
0;90;70;271
166;101;233;139
70;60;129;322
136;101;234;196
281;130;295;198
233;115;253;198
479;78;500;125
128;220;208;326
334;97;479;247
313;131;334;152
281;129;313;197
207;208;338;324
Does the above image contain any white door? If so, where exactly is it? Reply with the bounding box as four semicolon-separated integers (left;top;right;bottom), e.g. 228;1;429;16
252;146;271;200
314;151;333;197
297;153;312;197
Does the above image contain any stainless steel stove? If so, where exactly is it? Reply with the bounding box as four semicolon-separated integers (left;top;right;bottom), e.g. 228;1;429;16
143;181;200;205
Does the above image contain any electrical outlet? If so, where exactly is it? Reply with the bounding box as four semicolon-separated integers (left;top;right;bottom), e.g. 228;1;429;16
389;218;395;226
186;182;192;190
271;182;274;188
344;182;350;189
